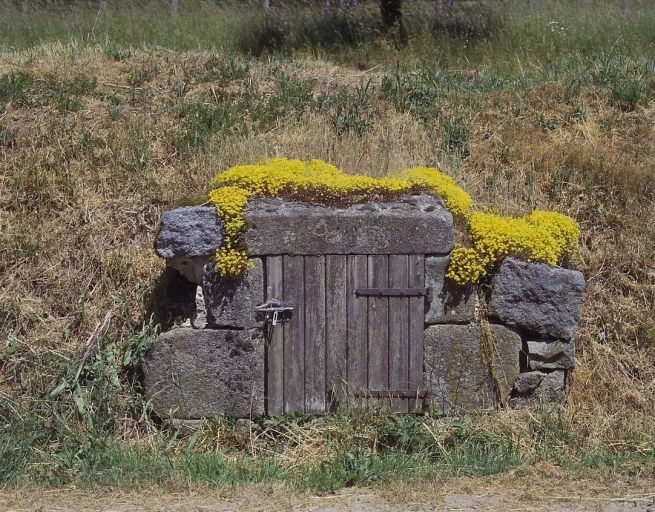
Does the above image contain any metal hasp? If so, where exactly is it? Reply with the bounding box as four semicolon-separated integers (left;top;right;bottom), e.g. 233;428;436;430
355;287;432;301
255;299;293;326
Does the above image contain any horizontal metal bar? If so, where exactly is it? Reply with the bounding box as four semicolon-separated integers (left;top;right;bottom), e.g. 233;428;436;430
354;389;429;399
355;287;430;298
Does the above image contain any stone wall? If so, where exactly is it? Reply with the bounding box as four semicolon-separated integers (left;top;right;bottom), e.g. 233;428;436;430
145;195;585;419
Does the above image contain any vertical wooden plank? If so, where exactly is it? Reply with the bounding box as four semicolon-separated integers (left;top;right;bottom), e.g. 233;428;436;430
347;255;368;400
265;256;284;416
304;256;326;414
367;255;389;408
283;256;305;413
326;255;347;412
388;255;410;413
408;254;425;412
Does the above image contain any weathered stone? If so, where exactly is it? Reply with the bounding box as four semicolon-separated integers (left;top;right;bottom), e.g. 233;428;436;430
155;206;223;284
424;323;522;413
490;258;585;340
510;370;566;406
243;194;453;256
536;371;566;403
143;328;264;419
191;286;208;329
425;256;478;324
156;206;223;259
526;340;575;370
202;259;264;328
513;371;546;394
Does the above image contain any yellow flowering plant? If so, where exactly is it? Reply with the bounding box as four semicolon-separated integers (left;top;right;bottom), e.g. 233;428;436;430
446;210;581;285
207;157;579;283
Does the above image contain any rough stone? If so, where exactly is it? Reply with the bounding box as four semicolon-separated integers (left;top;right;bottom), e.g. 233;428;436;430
510;370;566;406
202;259;264;328
526;339;575;370
156;206;223;259
424;256;478;324
191;286;208;329
143;328;264;419
243;194;453;256
513;371;546;394
155;207;223;284
536;371;566;403
424;323;522;413
490;258;586;340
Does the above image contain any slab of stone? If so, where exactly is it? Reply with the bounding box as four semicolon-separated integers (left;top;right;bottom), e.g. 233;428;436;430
424;323;521;413
490;258;585;340
156;206;223;259
202;259;264;328
156;206;223;283
526;339;575;370
243;194;453;256
425;256;478;324
143;328;264;419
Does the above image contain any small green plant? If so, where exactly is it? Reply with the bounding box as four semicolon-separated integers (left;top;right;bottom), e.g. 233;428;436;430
442;115;471;156
322;82;377;137
0;72;34;108
201;56;250;85
103;42;131;61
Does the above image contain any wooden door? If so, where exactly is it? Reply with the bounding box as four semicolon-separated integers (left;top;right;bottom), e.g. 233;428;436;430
264;255;426;416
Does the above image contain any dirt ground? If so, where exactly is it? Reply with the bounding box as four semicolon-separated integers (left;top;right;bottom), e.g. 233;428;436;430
2;468;654;512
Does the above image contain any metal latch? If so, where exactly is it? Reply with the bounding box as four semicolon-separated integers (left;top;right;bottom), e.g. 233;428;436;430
255;299;293;326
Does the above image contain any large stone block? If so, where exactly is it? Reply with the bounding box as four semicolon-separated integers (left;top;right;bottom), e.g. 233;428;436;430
424;323;521;413
425;256;478;324
490;258;585;340
526;339;575;370
143;328;264;419
202;259;264;328
155;206;223;283
243;194;454;256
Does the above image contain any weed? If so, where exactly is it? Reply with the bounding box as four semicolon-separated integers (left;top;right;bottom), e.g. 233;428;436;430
103;41;131;61
0;71;34;108
201;56;250;85
321;82;377;137
442;115;471;156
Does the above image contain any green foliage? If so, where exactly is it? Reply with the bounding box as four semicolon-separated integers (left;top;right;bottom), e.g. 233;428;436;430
433;1;503;41
320;82;377;137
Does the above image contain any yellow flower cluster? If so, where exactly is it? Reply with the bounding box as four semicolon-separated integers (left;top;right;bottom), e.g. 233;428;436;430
208;158;472;277
446;210;580;285
403;167;473;218
207;158;579;283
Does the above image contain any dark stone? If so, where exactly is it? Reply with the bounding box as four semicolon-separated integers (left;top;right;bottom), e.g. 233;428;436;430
490;258;585;340
424;323;521;413
155;206;223;283
513;371;546;394
526;339;575;370
243;194;453;256
536;371;566;403
425;256;478;324
143;328;264;419
202;259;264;329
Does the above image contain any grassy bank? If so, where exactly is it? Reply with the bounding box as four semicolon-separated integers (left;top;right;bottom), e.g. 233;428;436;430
1;0;654;491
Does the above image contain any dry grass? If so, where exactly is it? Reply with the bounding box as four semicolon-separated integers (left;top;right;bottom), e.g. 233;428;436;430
0;41;654;481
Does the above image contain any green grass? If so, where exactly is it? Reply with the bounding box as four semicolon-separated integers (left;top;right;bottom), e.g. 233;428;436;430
2;0;655;67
